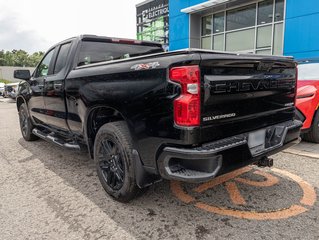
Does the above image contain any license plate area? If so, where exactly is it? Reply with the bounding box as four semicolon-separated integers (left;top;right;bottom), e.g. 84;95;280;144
248;129;266;155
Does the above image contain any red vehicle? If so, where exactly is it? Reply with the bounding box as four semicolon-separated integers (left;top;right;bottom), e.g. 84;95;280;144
296;60;319;143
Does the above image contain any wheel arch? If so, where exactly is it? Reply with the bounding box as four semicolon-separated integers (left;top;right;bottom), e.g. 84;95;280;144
16;95;26;111
85;105;128;158
86;106;161;188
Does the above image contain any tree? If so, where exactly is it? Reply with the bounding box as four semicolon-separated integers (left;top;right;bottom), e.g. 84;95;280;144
0;50;5;66
12;49;29;67
0;50;44;67
28;51;45;67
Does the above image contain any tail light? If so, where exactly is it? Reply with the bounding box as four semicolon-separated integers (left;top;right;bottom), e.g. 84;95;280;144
169;65;201;126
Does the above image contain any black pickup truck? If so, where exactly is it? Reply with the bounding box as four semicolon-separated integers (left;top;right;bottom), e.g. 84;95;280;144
14;35;302;202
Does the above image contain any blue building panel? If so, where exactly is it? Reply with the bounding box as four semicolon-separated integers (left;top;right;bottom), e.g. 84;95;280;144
189;0;208;7
169;15;190;50
169;0;207;50
169;38;190;51
169;0;190;18
169;0;319;59
170;0;206;17
284;12;319;58
284;0;319;59
285;0;319;19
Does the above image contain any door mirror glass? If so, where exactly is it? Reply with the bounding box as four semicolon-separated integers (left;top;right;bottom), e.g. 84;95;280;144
14;69;31;80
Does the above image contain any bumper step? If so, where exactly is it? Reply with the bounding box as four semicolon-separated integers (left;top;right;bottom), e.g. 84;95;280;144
195;136;247;152
171;168;214;178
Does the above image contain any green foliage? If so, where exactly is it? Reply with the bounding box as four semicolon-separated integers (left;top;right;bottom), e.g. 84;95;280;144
0;49;44;67
0;79;11;84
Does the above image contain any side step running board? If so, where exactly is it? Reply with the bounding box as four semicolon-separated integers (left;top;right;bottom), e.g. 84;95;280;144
32;128;81;150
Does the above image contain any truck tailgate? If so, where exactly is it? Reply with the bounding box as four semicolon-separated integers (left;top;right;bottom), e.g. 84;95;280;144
200;54;297;143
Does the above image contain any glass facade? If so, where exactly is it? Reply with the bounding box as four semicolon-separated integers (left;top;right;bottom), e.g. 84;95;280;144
200;0;285;55
136;0;169;50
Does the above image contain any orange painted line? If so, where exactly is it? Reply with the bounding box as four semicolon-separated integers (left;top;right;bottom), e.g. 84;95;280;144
194;167;252;193
171;167;316;220
235;170;279;187
272;168;317;206
225;182;246;205
195;202;308;220
170;181;195;204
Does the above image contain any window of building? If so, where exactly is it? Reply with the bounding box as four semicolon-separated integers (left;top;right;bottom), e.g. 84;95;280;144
226;29;255;52
213;34;224;51
136;1;169;48
256;49;272;55
200;0;285;55
257;25;272;48
213;12;224;33
226;4;256;31
273;23;283;55
201;36;212;50
258;0;273;25
275;0;284;21
202;16;212;36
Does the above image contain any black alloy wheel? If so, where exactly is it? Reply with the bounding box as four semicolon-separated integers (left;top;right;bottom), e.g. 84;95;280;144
18;103;39;141
94;121;140;202
98;139;125;190
19;107;28;137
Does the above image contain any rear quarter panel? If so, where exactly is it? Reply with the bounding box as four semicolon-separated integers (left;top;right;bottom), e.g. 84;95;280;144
65;52;201;167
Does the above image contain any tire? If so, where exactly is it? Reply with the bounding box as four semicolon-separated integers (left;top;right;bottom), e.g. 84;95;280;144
94;121;140;202
303;110;319;143
18;103;39;141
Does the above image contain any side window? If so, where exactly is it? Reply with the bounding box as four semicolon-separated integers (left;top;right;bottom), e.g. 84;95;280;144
35;49;54;78
54;42;71;74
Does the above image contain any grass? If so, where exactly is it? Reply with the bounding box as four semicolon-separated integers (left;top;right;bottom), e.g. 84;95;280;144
0;79;11;84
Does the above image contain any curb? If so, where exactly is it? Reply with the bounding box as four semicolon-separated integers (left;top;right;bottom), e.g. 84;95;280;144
283;148;319;159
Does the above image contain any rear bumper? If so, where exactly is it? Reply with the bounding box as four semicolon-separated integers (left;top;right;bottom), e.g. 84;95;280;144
157;120;302;183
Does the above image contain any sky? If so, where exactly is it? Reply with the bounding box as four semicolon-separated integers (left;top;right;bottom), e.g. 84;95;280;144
0;0;143;53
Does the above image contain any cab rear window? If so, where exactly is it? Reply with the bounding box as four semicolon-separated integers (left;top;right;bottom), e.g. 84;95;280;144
77;41;163;66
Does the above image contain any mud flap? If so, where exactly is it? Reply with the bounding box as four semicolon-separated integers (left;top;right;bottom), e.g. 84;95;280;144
132;149;162;188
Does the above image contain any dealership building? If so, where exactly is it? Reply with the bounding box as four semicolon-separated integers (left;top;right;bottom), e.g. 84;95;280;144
136;0;169;50
158;0;318;59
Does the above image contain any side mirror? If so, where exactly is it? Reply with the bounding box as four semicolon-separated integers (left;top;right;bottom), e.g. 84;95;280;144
14;70;31;81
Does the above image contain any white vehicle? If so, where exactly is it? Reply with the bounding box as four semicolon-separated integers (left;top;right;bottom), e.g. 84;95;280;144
0;82;4;96
3;82;20;99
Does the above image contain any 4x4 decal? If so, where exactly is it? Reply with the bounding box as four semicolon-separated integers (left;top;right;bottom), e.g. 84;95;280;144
130;62;160;70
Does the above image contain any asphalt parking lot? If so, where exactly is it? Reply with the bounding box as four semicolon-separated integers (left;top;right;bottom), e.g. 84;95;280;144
0;98;318;240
